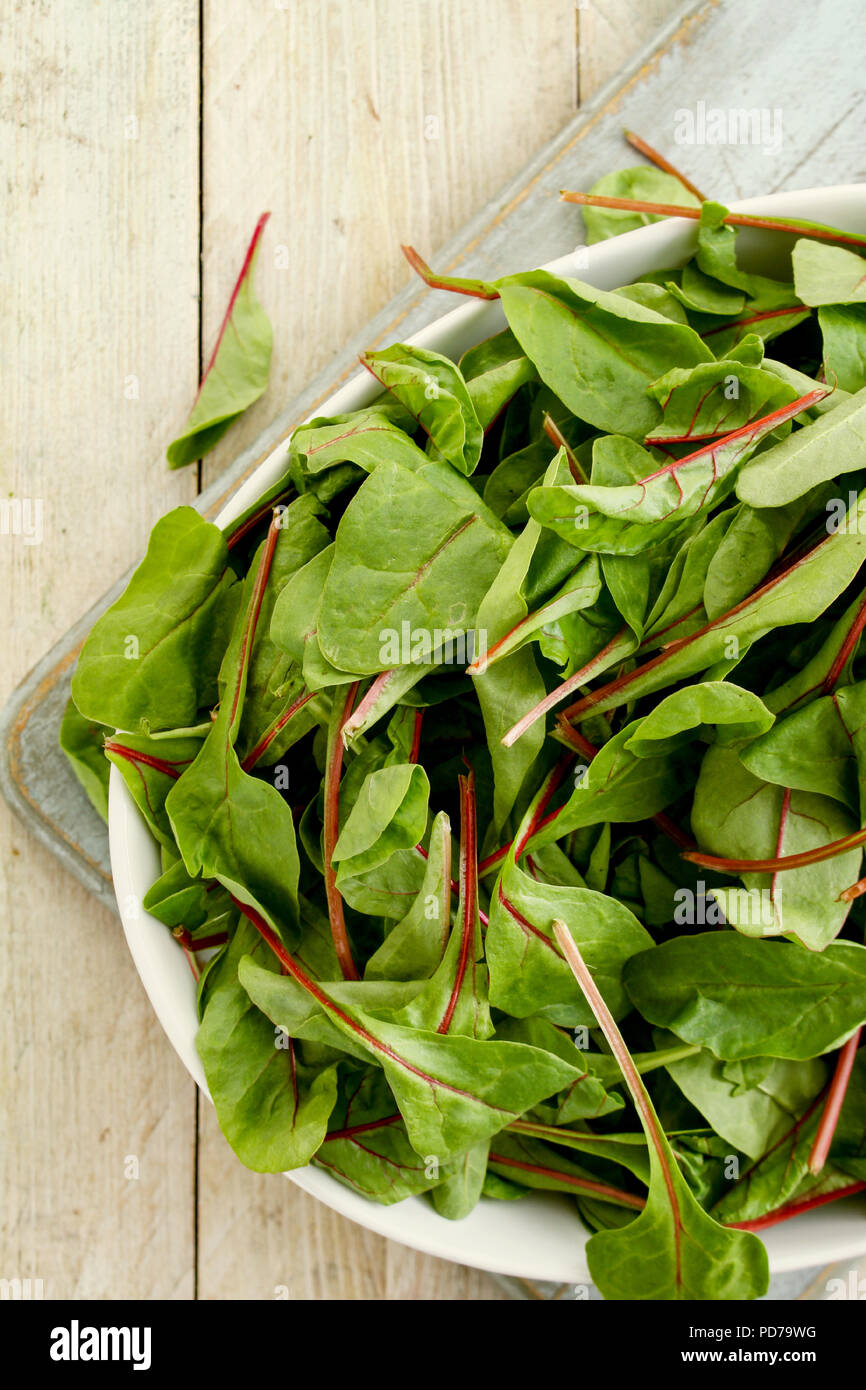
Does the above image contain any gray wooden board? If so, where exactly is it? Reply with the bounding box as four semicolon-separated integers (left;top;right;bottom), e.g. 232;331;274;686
3;0;866;914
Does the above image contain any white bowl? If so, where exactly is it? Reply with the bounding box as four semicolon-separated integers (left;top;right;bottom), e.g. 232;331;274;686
110;185;866;1284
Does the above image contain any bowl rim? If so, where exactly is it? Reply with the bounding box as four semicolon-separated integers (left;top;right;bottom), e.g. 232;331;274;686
109;182;866;1284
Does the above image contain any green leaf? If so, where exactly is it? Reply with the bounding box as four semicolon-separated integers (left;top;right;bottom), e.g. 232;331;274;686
646;348;798;443
196;921;338;1171
459;328;536;429
166;528;303;940
495;269;713;440
72;508;240;733
239;951;580;1162
487;854;652;1025
792;239;866;306
656;1029;827;1160
167;215;272;467
736;383;866;506
818;305;866;392
333;763;430;880
316;1069;444;1205
624;682;774;756
106;730;205;850
581;167;701;244
316;460;510;676
361;344;483;474
529;390;817;555
532;722;692;849
288;403;426;475
692;743;860;949
59;697;111;821
552;921;768;1299
564;487;866;722
364;812;452;980
624;934;866;1059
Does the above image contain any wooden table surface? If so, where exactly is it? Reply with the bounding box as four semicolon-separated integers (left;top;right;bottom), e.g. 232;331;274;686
1;0;684;1300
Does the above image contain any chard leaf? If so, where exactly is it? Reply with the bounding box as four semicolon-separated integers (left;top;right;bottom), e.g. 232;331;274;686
316;1069;444;1205
692;743;860;949
623;682;774;756
646;348;798;444
363;814;452;981
624;934;866;1060
818;305;866;392
657;1029;827;1160
167;214;272;468
197;920;338;1171
165;524;303;940
288;403;426;476
459;328;536;429
528;389;821;555
361;344;483;474
59;697;111;822
72;508;240;733
563;488;866;723
376;774;491;1038
736;383;866;506
532;722;691;848
553;923;768;1300
316;460;510;676
792;239;866;306
581;167;700;243
494;269;713;440
333;763;430;880
238;945;579;1162
487;854;652;1025
106;730;205;850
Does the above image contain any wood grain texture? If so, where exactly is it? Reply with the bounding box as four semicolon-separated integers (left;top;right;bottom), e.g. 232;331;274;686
198;0;577;490
0;0;200;1299
577;0;684;101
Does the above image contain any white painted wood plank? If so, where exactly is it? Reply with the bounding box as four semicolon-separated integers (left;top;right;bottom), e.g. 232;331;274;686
0;0;200;1298
199;0;578;490
578;0;685;102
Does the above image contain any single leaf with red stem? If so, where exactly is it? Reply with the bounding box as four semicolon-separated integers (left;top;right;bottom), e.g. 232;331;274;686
487;845;652;1026
106;732;204;851
72;507;240;734
365;812;454;982
167;213;273;468
195;916;340;1171
401;258;714;439
623;933;866;1061
552;922;768;1300
360;343;484;475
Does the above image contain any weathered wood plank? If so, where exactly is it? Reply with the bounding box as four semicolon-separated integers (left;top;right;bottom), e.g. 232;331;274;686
0;0;200;1298
199;0;578;490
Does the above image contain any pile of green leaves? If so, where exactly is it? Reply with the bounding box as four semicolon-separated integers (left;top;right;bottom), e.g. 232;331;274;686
62;165;866;1301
